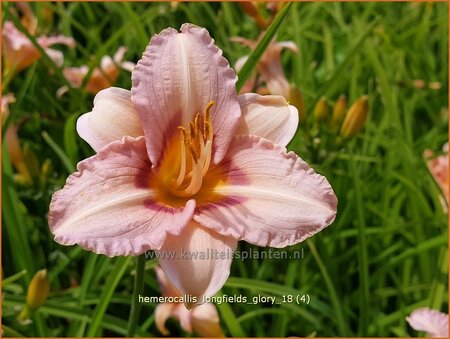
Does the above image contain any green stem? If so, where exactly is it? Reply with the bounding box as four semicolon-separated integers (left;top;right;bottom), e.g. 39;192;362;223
127;255;145;337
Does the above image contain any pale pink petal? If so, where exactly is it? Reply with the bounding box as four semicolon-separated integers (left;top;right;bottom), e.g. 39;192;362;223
236;93;299;146
195;135;337;247
44;48;64;67
131;23;240;167
258;55;290;99
155;302;175;336
76;87;143;152
191;303;224;337
100;55;114;72
277;41;299;53
172;304;193;333
121;61;135;72
113;46;127;64
259;39;296;98
37;35;76;49
49;137;196;256
157;221;237;306
406;308;449;337
155;266;182;298
1;93;16;115
63;65;89;88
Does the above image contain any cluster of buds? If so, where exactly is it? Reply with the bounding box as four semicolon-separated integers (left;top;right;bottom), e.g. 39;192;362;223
311;94;369;140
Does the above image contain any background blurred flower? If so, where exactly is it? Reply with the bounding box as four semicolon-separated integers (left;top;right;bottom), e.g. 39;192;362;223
2;20;75;74
232;35;298;99
60;47;135;95
406;307;448;337
155;267;224;337
2;93;33;184
424;143;449;211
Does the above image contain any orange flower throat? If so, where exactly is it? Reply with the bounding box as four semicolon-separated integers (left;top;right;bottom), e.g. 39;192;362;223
160;101;215;198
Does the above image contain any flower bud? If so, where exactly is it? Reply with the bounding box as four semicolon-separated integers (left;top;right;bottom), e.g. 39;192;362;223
40;159;53;179
23;144;40;179
289;85;306;123
18;269;50;322
26;269;50;312
340;95;369;138
329;95;347;131
313;97;328;123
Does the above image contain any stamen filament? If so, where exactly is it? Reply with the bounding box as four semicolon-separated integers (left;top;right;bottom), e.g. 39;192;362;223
166;101;215;197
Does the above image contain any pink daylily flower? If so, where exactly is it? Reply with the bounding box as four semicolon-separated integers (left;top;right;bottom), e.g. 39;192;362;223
155;266;224;337
49;24;337;305
425;143;449;211
406;307;449;337
2;20;75;74
232;35;298;98
61;47;135;95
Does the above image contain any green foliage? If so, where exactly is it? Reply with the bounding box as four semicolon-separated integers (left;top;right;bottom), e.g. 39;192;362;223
2;2;448;337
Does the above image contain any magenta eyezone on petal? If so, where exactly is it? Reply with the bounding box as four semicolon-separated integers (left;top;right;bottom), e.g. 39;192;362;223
49;137;195;256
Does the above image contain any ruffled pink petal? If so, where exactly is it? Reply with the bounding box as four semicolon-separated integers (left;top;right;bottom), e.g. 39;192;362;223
155;302;175;336
195;135;337;247
236;93;299;146
131;23;240;167
157;221;237;306
191;303;224;337
406;307;449;337
76;87;143;152
49;137;195;256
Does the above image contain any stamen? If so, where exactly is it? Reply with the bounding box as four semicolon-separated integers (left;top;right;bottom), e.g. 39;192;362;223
166;101;216;197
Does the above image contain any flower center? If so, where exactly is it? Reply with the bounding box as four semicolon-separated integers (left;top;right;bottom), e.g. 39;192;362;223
162;101;215;198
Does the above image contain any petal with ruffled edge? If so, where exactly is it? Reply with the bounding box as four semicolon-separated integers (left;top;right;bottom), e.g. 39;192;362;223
195;135;337;248
191;303;224;337
77;87;143;152
406;308;449;338
157;221;237;307
49;137;195;256
131;23;240;167
236;93;299;146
